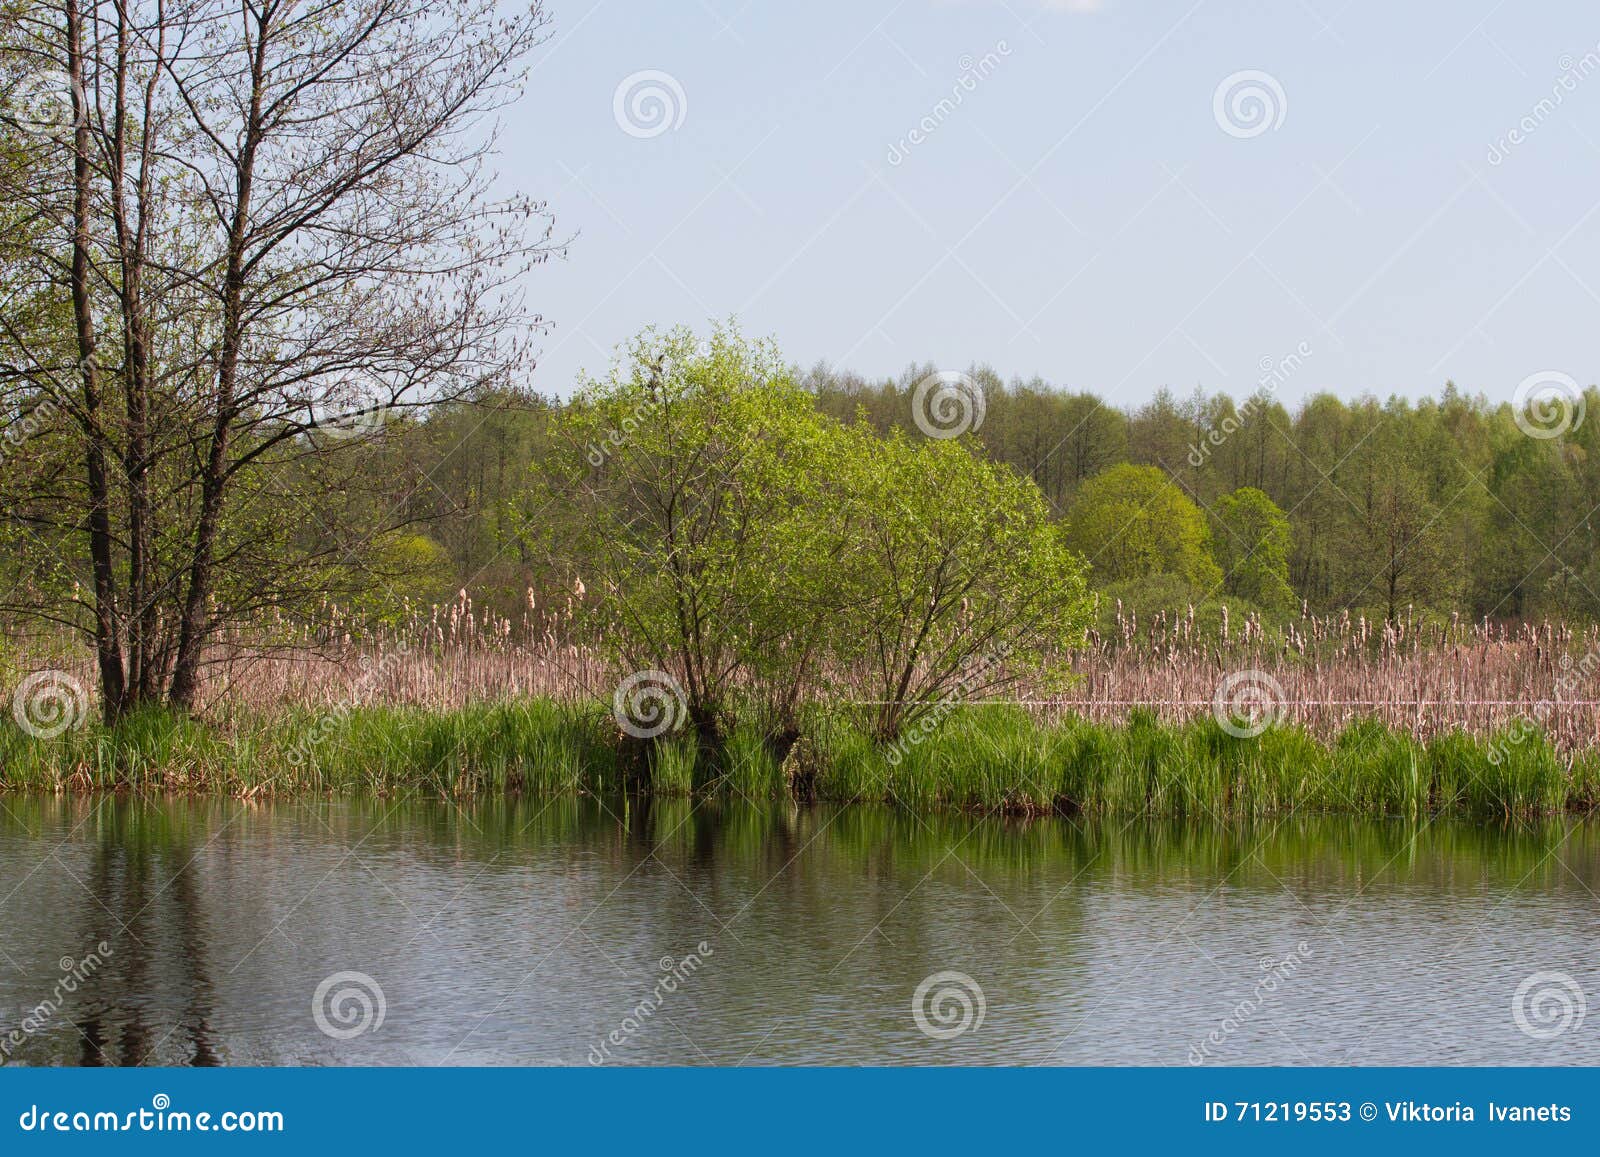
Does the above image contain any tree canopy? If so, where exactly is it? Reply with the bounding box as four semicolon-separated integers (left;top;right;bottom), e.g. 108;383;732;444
1064;464;1223;591
1212;487;1295;611
514;326;1095;747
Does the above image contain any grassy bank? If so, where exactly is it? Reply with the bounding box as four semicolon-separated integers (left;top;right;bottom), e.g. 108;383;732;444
2;700;1598;819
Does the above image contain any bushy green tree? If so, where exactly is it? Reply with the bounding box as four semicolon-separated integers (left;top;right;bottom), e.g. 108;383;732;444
1212;487;1295;611
1065;463;1222;590
518;326;1097;749
824;428;1093;740
1331;403;1471;622
516;325;838;748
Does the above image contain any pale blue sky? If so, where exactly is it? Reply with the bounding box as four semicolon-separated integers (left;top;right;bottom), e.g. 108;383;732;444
507;0;1600;406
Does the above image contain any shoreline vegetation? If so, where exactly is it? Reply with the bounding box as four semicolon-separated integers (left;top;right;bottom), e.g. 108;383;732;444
7;590;1600;821
7;324;1600;824
3;698;1597;819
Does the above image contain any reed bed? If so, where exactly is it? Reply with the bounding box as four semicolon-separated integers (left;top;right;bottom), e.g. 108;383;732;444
1;700;1596;819
4;594;1600;817
19;597;1598;743
246;600;1600;758
1070;604;1600;753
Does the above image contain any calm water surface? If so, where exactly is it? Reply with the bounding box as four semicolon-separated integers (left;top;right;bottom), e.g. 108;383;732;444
1;795;1597;1066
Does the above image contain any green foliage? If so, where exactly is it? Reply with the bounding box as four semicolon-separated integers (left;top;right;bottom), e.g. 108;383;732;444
1212;487;1296;611
516;323;837;738
1065;463;1223;590
823;427;1092;739
516;325;1096;746
808;374;1600;623
352;533;457;615
392;391;563;611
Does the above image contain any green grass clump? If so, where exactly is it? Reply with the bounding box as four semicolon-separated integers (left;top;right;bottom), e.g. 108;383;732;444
714;719;785;799
1330;718;1428;816
0;698;1593;818
806;715;889;802
1570;749;1600;811
0;705;241;791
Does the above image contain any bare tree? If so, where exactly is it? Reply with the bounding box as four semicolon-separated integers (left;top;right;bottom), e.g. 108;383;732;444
0;0;557;716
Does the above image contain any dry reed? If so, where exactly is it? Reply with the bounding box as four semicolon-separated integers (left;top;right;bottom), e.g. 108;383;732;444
7;594;1598;754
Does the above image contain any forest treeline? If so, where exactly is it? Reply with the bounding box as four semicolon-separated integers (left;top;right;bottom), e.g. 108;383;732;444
385;360;1600;627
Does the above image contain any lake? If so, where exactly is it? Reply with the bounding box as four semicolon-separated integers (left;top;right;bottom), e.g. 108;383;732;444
1;794;1596;1066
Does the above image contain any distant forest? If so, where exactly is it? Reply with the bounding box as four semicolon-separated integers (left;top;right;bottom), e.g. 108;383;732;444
380;361;1600;626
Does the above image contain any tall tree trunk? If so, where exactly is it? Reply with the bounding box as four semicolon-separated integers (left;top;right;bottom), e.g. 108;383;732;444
167;467;224;710
169;11;266;711
67;0;126;720
109;7;156;705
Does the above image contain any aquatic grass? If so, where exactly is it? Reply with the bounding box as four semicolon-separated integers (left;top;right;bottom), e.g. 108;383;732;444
0;706;242;791
806;714;890;802
716;720;785;800
0;700;624;797
1473;731;1565;817
1570;749;1600;811
1329;719;1428;816
1;698;1595;818
1051;714;1125;811
648;734;699;795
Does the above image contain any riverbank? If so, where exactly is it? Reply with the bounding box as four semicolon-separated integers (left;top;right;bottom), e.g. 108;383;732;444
2;701;1596;817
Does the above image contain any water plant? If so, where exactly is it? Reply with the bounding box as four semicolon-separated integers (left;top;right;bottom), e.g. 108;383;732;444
0;699;1590;819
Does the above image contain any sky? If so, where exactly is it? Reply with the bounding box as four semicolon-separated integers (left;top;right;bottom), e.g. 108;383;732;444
504;0;1600;407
